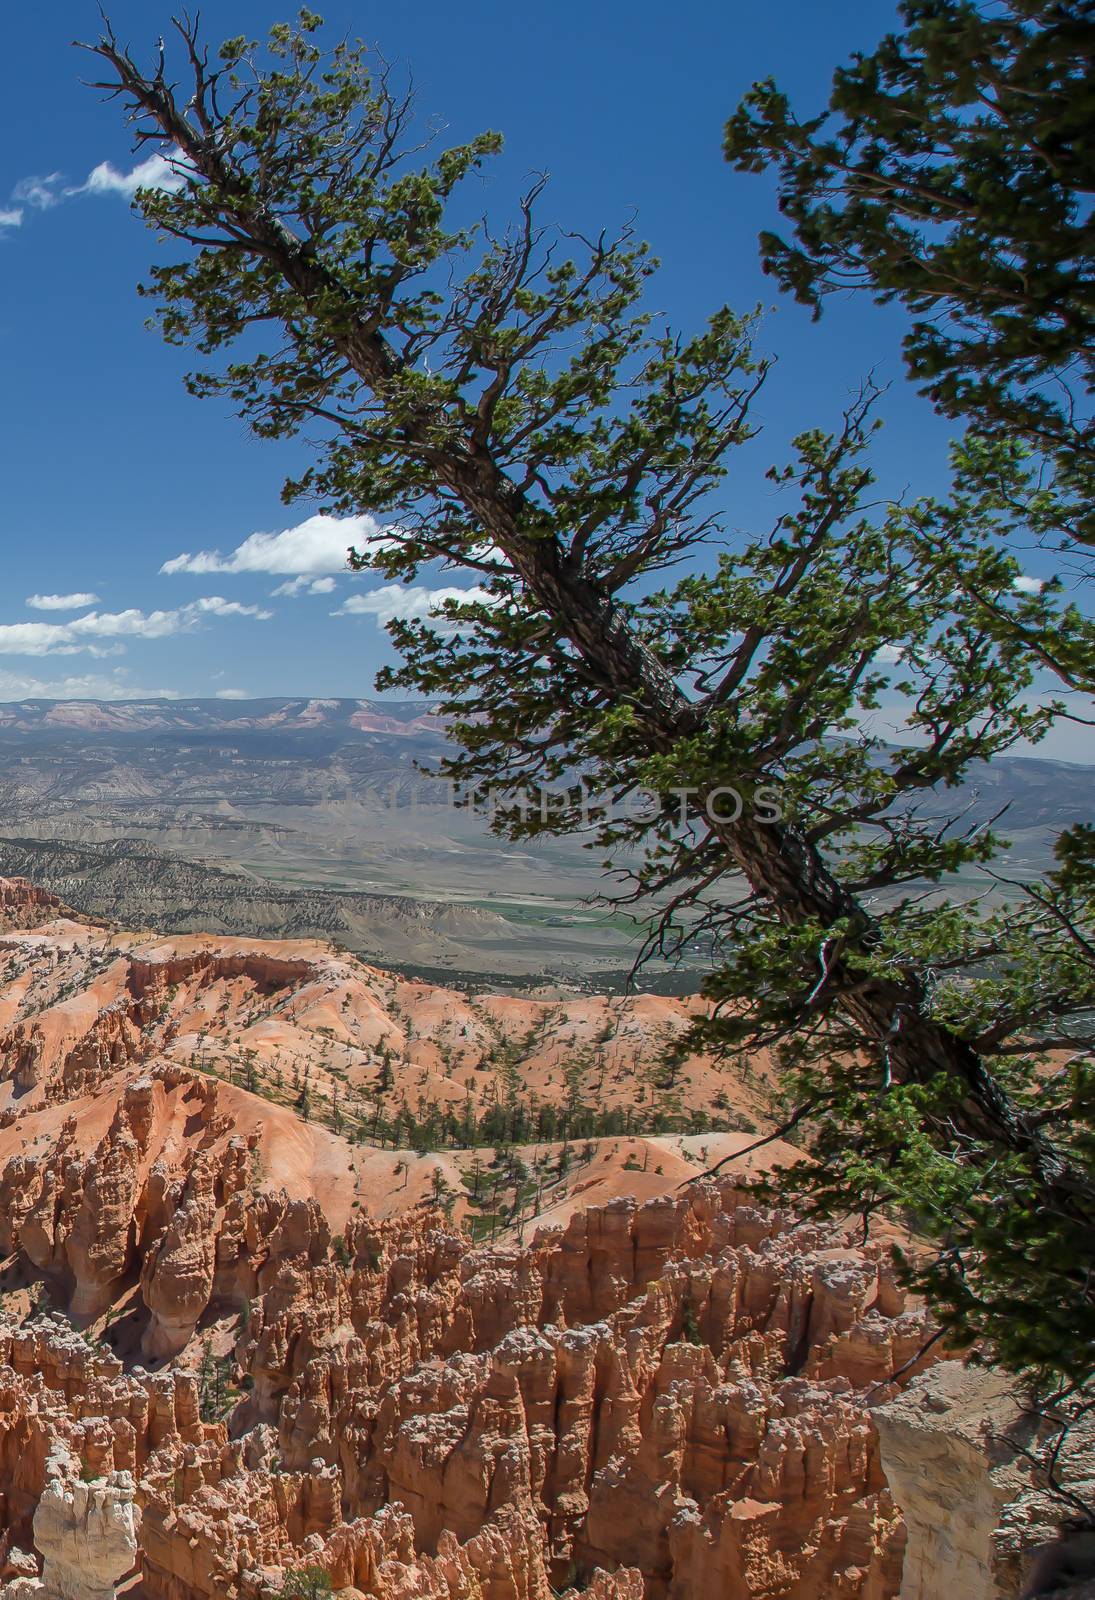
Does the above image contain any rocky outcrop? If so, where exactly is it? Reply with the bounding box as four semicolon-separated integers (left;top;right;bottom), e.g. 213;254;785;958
0;881;72;934
30;1449;140;1600
139;1159;221;1361
1;1171;1089;1600
874;1360;1095;1600
30;1093;149;1323
0;1004;141;1110
0;1066;267;1339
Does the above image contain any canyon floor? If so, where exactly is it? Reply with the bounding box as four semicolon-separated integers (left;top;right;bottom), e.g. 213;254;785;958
0;877;1085;1600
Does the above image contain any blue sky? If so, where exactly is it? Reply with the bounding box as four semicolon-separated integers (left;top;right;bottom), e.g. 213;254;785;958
1;0;1077;750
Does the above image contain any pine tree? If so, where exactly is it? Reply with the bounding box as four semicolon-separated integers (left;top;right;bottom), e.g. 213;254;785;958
85;10;1095;1387
280;1569;333;1600
725;0;1094;523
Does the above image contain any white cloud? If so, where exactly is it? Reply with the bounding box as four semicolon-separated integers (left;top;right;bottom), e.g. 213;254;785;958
335;583;496;628
65;608;187;642
74;151;188;200
162;513;390;576
12;174;62;211
0;669;178;702
272;575;339;597
214;688;250;700
26;592;101;611
0;623;82;657
5;151;187;234
1013;575;1045;595
189;596;273;620
0;599;271;657
874;644;904;665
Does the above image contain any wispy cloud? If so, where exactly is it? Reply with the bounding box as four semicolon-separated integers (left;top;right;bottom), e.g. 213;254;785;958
334;584;496;628
162;512;389;577
214;688;250;700
12;173;63;211
272;575;338;597
26;592;101;611
73;151;187;200
0;599;271;658
7;150;186;227
188;596;273;620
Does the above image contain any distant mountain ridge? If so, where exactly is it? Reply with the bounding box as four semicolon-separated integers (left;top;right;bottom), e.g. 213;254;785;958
0;696;443;739
0;695;1088;830
0;696;1087;978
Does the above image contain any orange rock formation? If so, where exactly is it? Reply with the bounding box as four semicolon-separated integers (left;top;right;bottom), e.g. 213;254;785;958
0;1181;936;1600
0;878;974;1600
